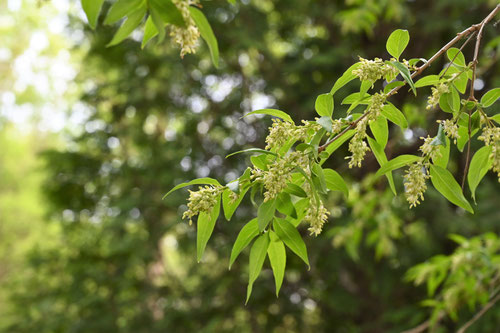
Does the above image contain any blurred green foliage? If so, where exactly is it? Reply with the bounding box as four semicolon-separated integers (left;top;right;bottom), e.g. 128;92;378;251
1;0;500;332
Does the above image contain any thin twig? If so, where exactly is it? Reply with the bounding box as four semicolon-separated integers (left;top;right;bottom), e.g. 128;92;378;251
461;4;500;188
318;4;500;154
456;293;500;333
401;312;445;333
440;31;476;79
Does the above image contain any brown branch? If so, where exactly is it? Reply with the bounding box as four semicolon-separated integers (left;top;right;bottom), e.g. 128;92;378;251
318;4;500;154
440;31;476;79
461;4;500;188
456;293;500;333
401;311;445;333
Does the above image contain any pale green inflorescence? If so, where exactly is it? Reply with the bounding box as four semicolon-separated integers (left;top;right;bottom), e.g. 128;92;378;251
251;151;310;202
182;185;224;224
478;126;500;182
265;119;321;151
347;93;386;168
170;0;201;57
404;162;429;208
426;82;449;110
438;119;459;144
353;57;397;82
403;134;443;208
305;199;330;236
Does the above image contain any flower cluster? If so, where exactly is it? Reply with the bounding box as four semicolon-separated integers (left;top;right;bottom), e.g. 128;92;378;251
170;0;201;57
347;93;386;168
353;57;397;82
419;135;441;161
265;119;321;151
478;126;500;182
251;151;310;201
331;119;343;135
305;200;330;236
182;185;223;224
426;82;449;110
438;119;459;144
404;162;429;208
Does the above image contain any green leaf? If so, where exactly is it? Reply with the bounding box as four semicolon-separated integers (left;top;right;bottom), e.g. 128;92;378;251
163;177;221;199
189;7;219;68
341;92;371;105
226;148;277;159
374;155;421;178
257;198;276;231
197;195;221;262
149;0;185;27
315;93;334;117
468;146;493;202
389;61;416;96
273;218;309;267
452;70;469;94
246;233;270;303
284;183;307;198
323;168;349;197
433;137;450;169
107;6;146;47
370;115;388;148
415;75;440;88
491;114;500;124
243;109;294;123
267;231;286;297
104;0;142;25
149;7;166;43
446;47;466;67
430;123;447;147
222;186;249;221
384;80;405;94
439;93;453;113
381;103;408;129
480;88;500;108
311;164;327;195
317;116;333;133
367;138;396;195
323;130;356;156
429;165;474;213
251;154;269;170
457;125;479;152
141;16;158;48
386;29;410;60
81;0;105;29
229;218;259;269
276;192;297;219
449;86;460;113
330;62;361;95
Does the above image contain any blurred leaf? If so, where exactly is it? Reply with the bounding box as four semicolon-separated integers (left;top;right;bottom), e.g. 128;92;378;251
367;137;396;195
107;6;146;47
81;0;105;29
257;198;276;231
375;155;421;178
480;88;500;108
323;168;349;197
104;0;143;25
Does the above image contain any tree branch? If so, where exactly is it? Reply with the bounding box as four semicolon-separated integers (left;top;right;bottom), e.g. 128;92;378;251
456;293;500;333
318;4;500;154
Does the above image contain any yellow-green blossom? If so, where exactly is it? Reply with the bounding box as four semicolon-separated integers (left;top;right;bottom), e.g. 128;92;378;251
478;127;500;182
438;119;459;144
427;83;449;110
251;151;310;201
353;57;397;82
170;0;201;57
404;162;429;208
419;135;441;161
305;200;330;236
182;185;223;224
